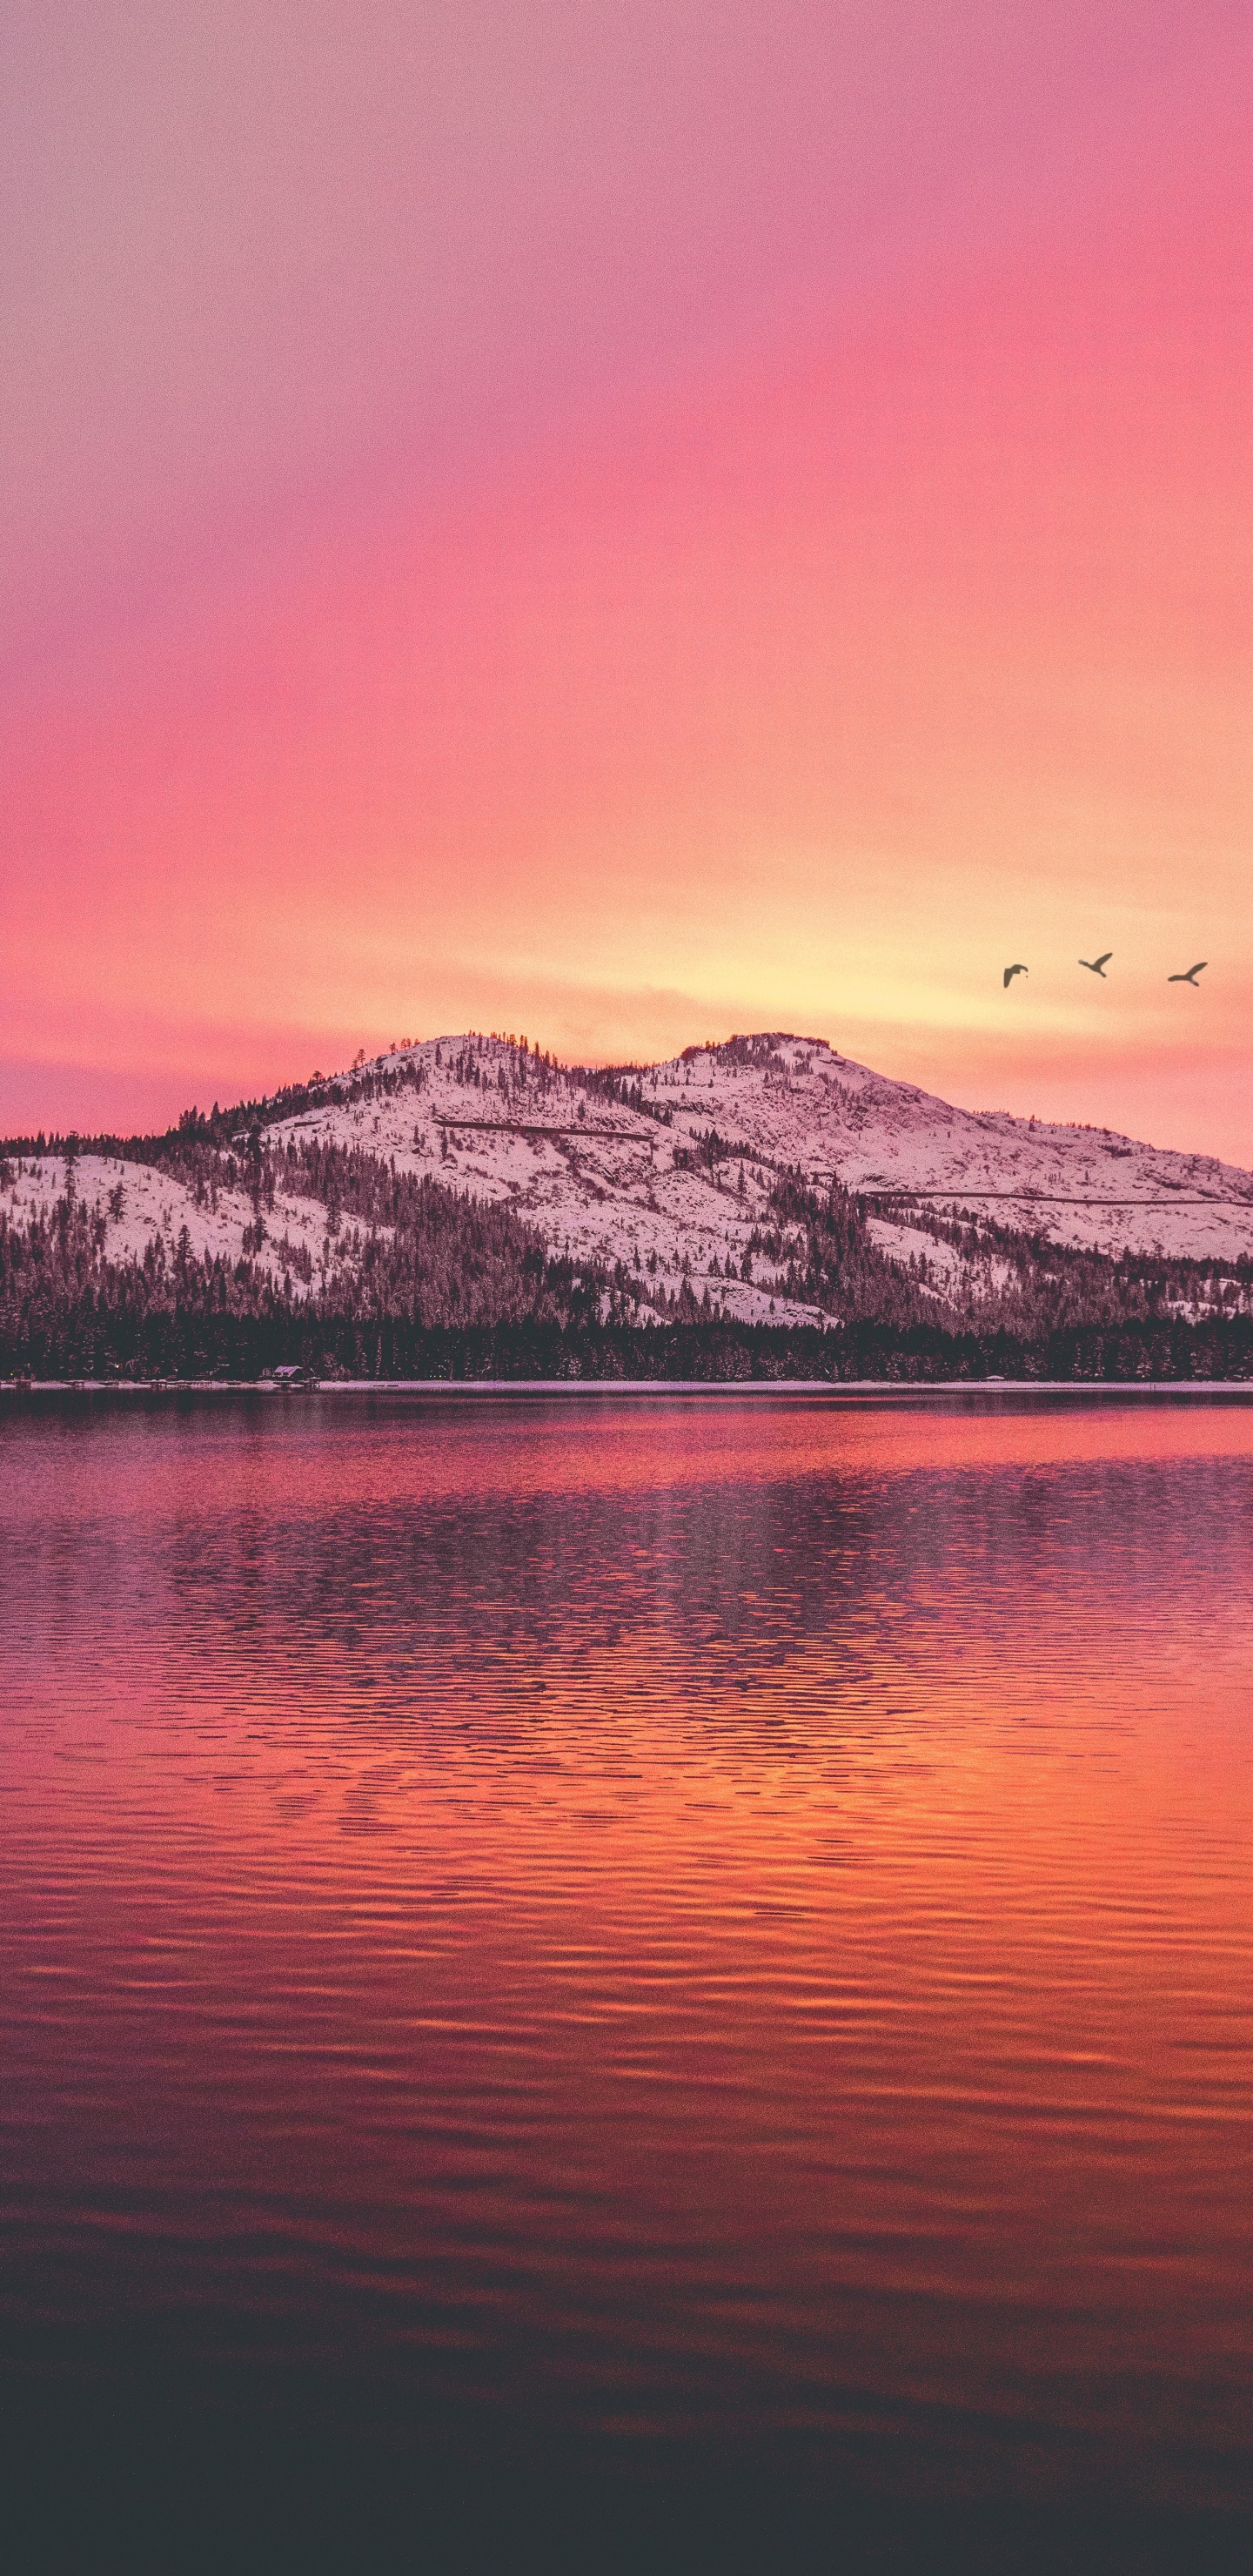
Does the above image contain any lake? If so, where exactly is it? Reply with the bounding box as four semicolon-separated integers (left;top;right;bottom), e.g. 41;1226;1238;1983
3;1390;1251;2570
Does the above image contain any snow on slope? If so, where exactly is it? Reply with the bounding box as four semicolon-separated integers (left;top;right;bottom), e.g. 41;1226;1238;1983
263;1030;1253;1318
266;1040;828;1325
9;1032;1251;1326
1;1154;328;1296
632;1036;1253;1263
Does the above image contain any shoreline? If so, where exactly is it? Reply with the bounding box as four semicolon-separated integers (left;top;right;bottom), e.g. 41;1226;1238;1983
3;1378;1252;1399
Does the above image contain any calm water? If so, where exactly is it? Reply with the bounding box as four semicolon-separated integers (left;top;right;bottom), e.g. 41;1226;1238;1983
3;1391;1252;2566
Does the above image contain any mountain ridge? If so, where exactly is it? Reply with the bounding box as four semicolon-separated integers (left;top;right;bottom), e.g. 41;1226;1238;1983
3;1031;1252;1375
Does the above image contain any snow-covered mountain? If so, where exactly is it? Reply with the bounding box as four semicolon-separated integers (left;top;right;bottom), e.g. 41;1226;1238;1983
6;1030;1250;1332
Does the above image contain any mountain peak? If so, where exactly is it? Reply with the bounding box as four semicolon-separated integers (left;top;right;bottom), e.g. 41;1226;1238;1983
4;1032;1251;1348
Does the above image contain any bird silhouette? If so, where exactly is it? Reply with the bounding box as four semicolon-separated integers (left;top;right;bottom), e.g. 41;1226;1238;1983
1079;952;1112;977
1003;964;1028;988
1168;963;1207;986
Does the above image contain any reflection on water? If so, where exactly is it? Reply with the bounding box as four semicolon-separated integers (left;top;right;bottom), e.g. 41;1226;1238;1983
2;1392;1251;2553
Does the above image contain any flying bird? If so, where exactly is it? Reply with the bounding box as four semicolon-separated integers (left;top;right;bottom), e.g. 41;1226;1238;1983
1079;952;1112;977
1003;963;1028;988
1168;963;1207;985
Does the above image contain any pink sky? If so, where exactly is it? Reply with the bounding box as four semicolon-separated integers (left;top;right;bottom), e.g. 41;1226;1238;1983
3;2;1251;1157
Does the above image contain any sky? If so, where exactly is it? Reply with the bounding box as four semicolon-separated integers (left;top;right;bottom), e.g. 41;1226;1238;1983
3;1;1251;1157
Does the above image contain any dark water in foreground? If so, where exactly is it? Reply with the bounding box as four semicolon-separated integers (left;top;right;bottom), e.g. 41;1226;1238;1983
2;1391;1251;2570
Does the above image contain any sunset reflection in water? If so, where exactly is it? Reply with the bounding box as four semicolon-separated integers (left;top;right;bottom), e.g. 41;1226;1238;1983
2;1392;1251;2548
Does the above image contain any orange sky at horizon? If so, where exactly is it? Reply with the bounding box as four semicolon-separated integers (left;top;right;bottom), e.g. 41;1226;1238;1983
3;3;1250;1158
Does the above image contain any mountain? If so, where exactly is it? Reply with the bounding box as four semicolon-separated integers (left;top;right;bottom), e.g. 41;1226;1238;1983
3;1032;1253;1376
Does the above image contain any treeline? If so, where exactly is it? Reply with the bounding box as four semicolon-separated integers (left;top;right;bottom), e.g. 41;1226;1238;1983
294;1314;1251;1381
7;1312;1253;1383
496;1314;1252;1381
3;1185;1252;1385
6;1157;1252;1381
746;1172;927;1325
6;1109;1250;1379
1;1053;428;1171
3;1032;600;1178
884;1197;1253;1333
570;1063;674;1124
0;1173;618;1379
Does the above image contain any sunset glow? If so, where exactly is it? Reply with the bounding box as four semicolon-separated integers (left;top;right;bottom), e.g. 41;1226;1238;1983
3;3;1250;1156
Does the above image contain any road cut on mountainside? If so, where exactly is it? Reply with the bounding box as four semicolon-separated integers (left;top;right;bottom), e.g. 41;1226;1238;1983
5;1031;1252;1331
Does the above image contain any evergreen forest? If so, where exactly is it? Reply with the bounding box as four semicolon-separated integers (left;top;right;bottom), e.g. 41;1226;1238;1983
3;1108;1251;1384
